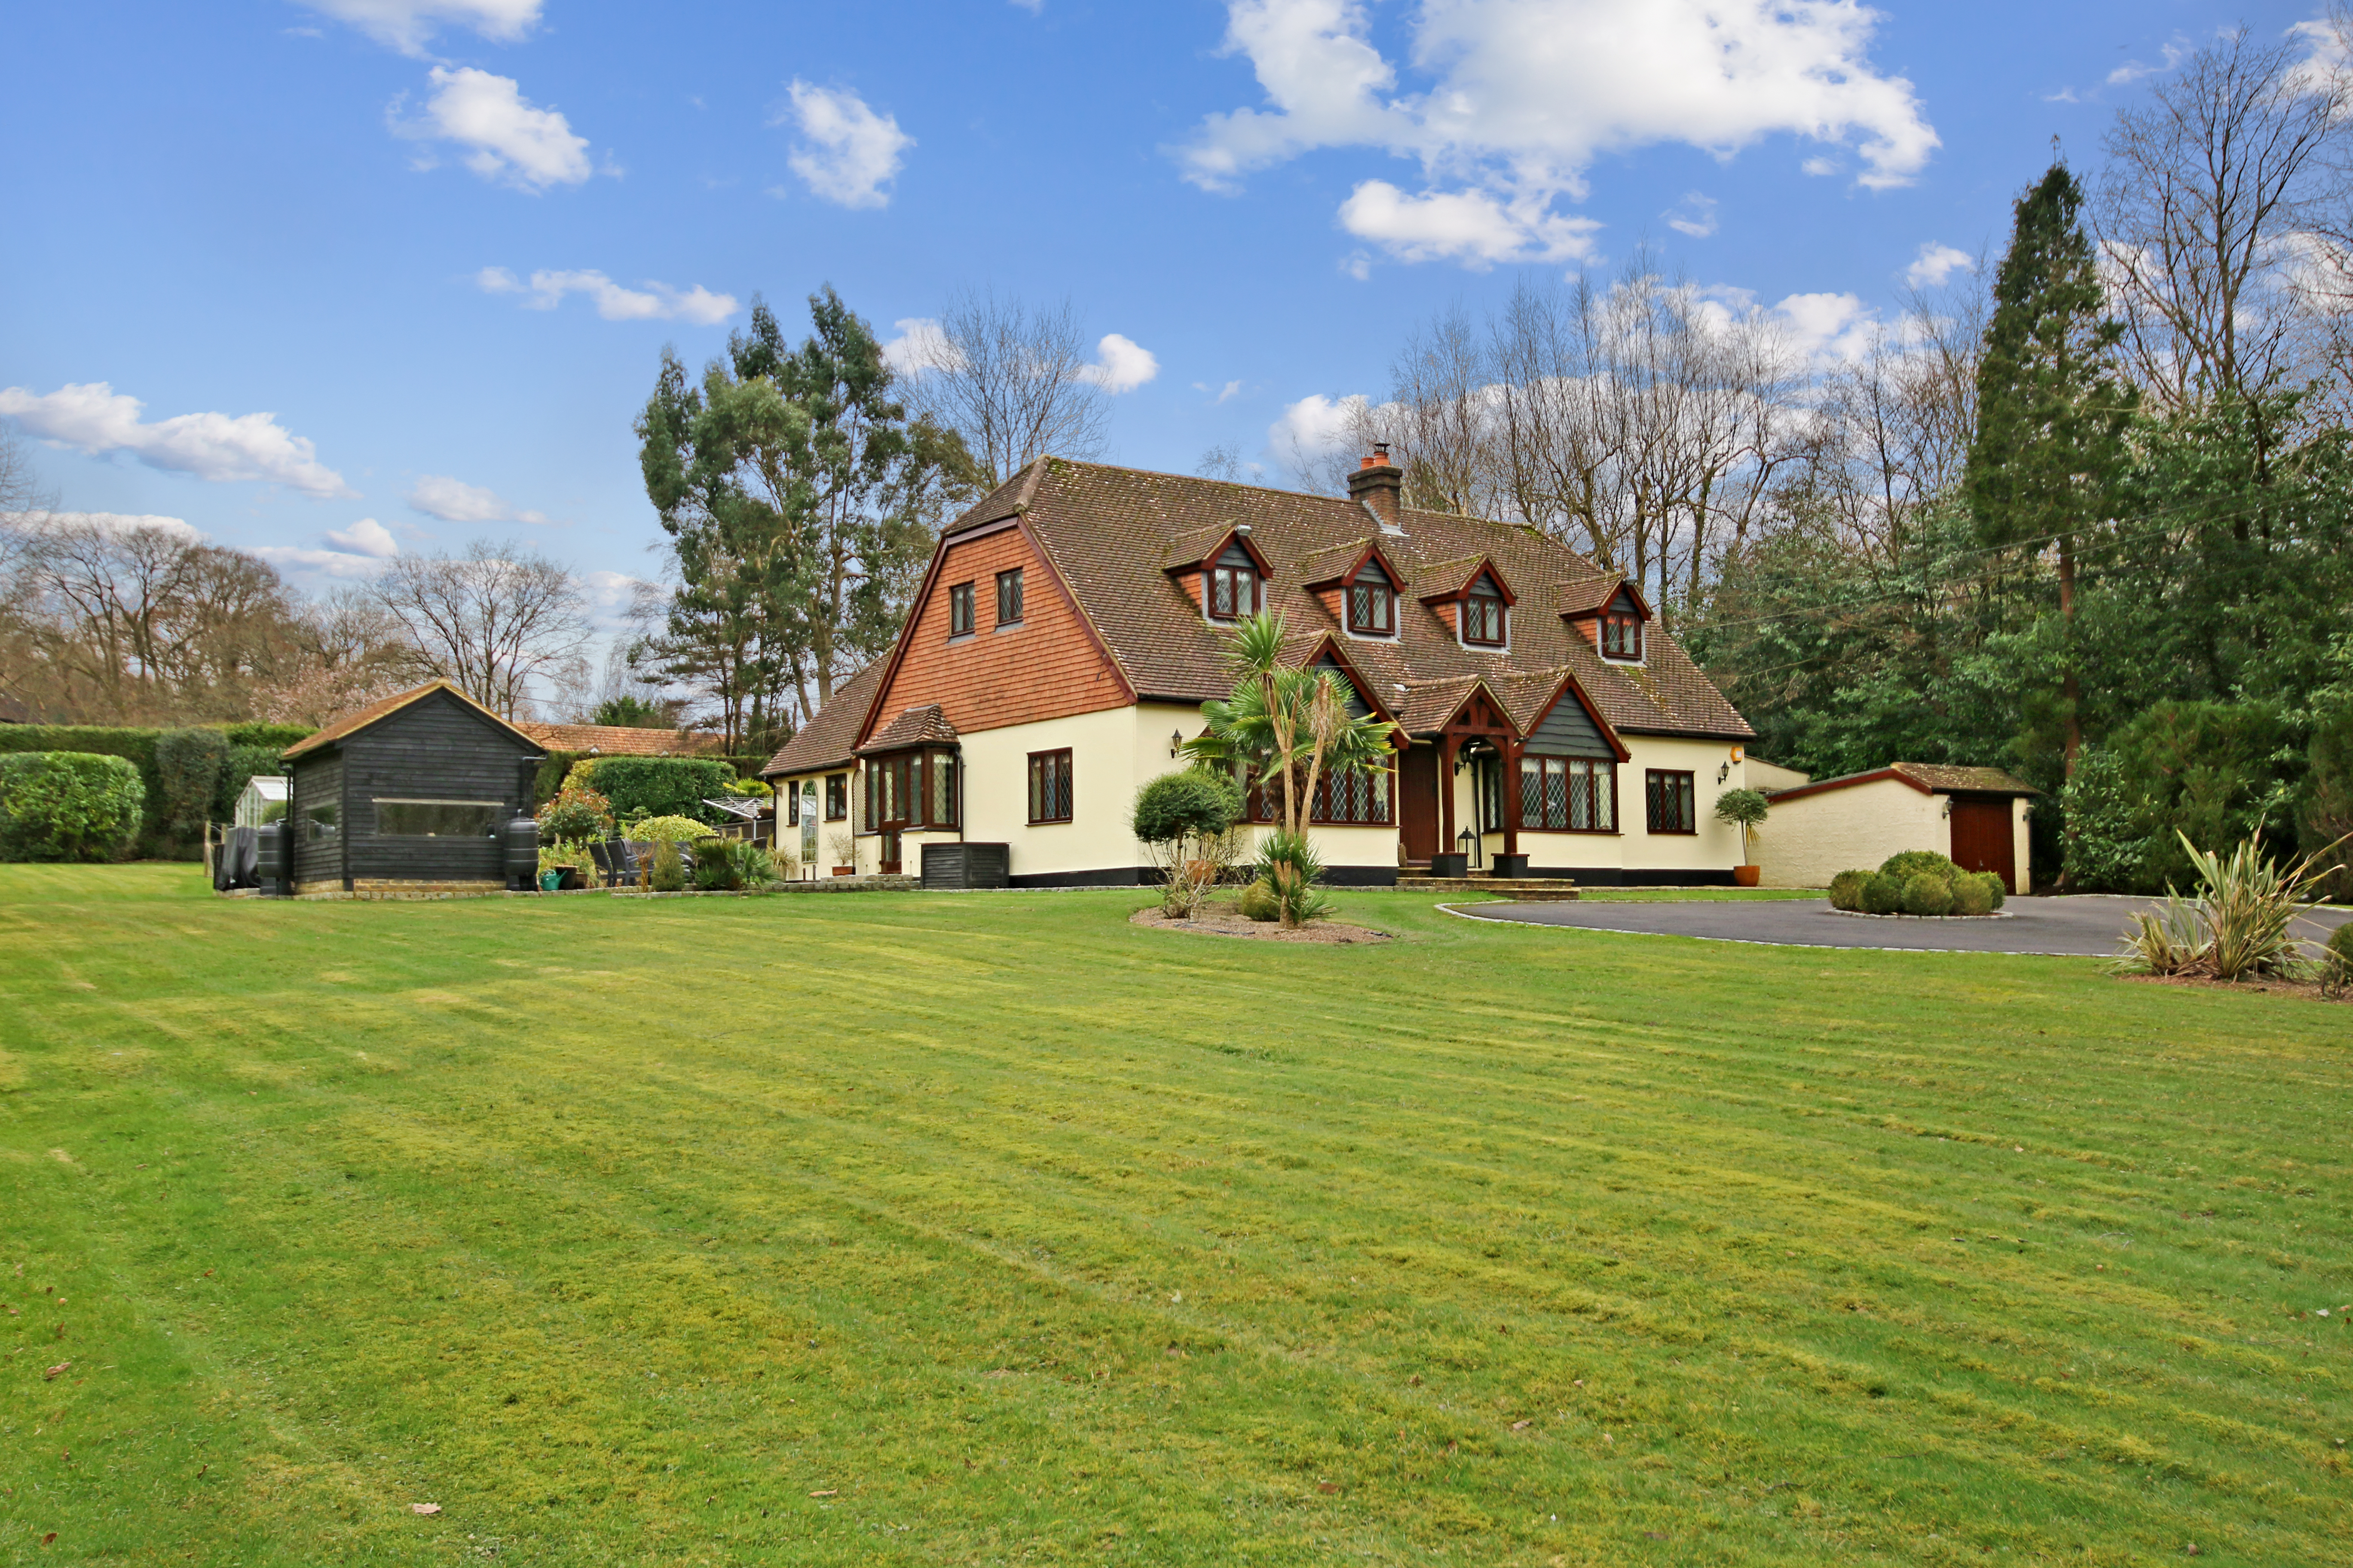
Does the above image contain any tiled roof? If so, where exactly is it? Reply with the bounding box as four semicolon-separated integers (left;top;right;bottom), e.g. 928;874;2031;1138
1001;458;1752;742
516;722;725;756
760;662;886;777
1893;762;2038;796
282;680;542;761
858;703;959;754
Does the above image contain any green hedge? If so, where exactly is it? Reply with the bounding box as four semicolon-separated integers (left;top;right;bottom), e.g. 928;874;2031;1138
535;751;771;810
567;756;738;826
0;723;314;856
0;752;147;861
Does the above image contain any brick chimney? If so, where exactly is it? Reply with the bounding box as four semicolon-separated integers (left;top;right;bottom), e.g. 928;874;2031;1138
1347;442;1404;532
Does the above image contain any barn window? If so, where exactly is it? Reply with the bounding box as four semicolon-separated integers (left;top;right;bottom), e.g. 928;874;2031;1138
305;802;338;840
375;798;503;837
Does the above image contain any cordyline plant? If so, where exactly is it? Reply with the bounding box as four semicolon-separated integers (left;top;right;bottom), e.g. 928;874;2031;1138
2114;830;2349;982
1183;611;1394;927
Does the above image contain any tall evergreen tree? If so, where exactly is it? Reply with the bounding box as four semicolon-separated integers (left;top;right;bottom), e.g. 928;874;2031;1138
1965;162;2136;780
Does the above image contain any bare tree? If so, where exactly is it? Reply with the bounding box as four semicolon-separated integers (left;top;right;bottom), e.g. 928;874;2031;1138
2098;14;2353;417
365;540;591;719
901;288;1109;486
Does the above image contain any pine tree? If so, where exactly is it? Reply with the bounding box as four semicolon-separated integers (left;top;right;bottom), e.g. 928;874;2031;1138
1966;162;2136;780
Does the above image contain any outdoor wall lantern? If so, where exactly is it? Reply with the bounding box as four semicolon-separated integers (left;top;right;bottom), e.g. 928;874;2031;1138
1940;797;1954;819
1170;730;1184;758
1717;761;1731;785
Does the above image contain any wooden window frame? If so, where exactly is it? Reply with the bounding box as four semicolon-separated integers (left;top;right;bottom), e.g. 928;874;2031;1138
1346;578;1394;636
1245;763;1395;826
949;581;975;638
824;772;848;822
864;749;959;832
996;568;1025;627
1208;563;1257;621
1644;769;1698;835
1027;748;1074;824
1601;614;1644;661
1461;585;1507;647
1517;755;1617;833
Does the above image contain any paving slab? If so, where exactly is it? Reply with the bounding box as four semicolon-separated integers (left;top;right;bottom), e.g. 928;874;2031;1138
1450;893;2353;957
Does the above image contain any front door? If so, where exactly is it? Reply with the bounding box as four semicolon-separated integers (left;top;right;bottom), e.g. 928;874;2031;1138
1947;795;2015;892
1399;744;1441;860
799;784;817;872
880;830;902;875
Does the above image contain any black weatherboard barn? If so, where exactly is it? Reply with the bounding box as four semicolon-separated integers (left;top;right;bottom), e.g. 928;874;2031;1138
278;681;544;895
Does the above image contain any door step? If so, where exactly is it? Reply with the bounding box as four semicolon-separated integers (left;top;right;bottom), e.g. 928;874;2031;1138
1395;876;1581;900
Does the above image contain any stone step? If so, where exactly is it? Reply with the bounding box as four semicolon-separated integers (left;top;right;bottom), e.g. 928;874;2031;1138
1395;876;1582;900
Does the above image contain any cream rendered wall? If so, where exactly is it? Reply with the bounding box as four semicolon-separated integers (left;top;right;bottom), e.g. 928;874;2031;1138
1753;778;1945;889
1745;758;1811;793
1496;735;1750;878
768;771;855;878
2012;796;2034;892
915;705;1147;880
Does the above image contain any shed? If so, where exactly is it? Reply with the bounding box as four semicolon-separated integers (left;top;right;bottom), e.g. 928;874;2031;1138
234;774;288;828
1755;762;2037;893
278;681;545;896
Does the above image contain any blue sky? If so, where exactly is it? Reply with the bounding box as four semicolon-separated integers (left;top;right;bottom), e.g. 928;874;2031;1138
2;0;2332;618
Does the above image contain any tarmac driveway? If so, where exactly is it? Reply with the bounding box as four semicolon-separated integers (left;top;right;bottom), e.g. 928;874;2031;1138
1451;893;2353;958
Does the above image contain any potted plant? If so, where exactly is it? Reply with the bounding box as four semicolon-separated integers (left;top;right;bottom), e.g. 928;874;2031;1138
1713;787;1769;887
829;828;857;877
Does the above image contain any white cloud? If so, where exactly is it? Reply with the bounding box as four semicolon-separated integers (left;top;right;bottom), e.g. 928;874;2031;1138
254;545;393;580
395;67;592;191
1665;191;1719;239
1337;180;1601;266
778;81;911;209
1183;0;1937;268
405;473;547;526
476;267;737;324
1077;333;1160;394
1269;391;1371;469
2;510;207;544
1800;155;1842;176
879;317;959;377
324;517;401;557
0;382;353;498
300;0;539;57
1008;0;1043;11
2109;39;2189;86
1193;379;1245;404
1772;290;1876;364
1905;241;1974;289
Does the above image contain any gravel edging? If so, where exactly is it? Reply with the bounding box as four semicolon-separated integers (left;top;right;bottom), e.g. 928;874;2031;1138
1827;907;2014;921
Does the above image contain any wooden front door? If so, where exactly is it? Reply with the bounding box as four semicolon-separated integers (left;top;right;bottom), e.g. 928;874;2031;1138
1399;745;1441;860
880;830;902;875
1947;796;2015;892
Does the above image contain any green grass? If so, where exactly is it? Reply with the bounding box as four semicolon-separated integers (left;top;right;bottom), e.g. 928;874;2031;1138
2;864;2348;1567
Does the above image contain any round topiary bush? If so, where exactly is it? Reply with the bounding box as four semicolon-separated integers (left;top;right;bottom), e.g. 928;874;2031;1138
1900;871;1954;916
0;752;147;862
1977;871;2007;910
1950;873;1993;916
1237;880;1280;921
1859;872;1905;914
1880;849;1962;883
648;841;687;892
1828;869;1871;911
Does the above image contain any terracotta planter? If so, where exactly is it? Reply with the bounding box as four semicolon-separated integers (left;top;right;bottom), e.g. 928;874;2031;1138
1733;865;1761;887
832;866;855;877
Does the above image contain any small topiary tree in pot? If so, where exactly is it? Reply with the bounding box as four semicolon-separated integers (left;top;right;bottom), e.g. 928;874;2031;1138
1713;788;1769;885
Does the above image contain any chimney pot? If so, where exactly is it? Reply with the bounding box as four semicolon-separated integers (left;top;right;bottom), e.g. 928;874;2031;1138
1347;444;1404;529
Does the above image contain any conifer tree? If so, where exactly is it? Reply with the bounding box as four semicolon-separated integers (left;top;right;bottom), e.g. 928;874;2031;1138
1965;162;2135;779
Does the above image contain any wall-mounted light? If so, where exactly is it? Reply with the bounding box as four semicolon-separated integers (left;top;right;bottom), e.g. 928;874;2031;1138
1170;730;1184;758
1717;761;1731;785
1940;797;1953;819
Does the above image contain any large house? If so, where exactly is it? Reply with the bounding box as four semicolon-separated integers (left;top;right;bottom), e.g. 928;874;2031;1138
762;451;1762;888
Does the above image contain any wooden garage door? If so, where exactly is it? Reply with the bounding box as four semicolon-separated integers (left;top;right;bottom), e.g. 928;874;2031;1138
1947;795;2016;892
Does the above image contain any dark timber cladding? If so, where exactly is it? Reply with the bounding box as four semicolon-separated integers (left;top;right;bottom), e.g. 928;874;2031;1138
282;682;543;891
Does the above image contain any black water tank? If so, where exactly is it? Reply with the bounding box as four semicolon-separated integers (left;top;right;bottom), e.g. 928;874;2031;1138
504;814;540;890
256;822;289;896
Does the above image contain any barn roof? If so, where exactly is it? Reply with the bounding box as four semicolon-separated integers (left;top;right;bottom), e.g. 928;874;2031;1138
281;680;544;761
1764;761;2039;804
515;721;725;756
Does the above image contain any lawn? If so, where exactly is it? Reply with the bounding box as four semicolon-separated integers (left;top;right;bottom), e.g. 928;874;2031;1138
2;866;2348;1567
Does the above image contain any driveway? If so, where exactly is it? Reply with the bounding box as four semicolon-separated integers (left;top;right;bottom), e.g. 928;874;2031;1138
1450;893;2353;958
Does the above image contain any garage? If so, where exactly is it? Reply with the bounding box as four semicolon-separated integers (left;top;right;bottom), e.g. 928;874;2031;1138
1751;761;2038;893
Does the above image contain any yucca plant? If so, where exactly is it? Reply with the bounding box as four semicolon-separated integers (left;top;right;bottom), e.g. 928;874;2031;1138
2112;831;2347;981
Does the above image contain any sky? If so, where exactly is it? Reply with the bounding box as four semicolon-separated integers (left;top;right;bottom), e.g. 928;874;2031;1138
3;0;2338;630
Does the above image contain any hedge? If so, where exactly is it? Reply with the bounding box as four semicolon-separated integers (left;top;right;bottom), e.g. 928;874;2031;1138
535;751;771;810
566;756;738;826
0;723;315;856
0;752;147;861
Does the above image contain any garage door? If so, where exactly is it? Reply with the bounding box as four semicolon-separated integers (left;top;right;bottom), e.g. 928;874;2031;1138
1947;795;2016;893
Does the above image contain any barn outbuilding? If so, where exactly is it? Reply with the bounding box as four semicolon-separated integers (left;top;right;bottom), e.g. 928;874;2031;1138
1753;762;2037;893
278;681;545;897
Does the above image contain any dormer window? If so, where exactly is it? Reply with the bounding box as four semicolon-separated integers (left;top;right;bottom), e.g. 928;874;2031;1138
1462;576;1507;646
1598;586;1646;661
1208;542;1259;620
1346;561;1394;635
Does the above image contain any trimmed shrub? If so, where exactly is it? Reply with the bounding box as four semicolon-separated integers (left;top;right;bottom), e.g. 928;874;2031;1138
1827;869;1871;911
156;728;230;840
1977;871;2007;911
1880;849;1961;884
721;777;773;799
1900;871;1954;916
0;752;146;862
220;722;314;751
1133;769;1242;846
1949;874;1993;917
1859;872;1905;915
0;725;166;852
1237;880;1280;921
2327;923;2353;989
569;756;736;825
537;782;612;845
630;815;718;846
648;841;687;893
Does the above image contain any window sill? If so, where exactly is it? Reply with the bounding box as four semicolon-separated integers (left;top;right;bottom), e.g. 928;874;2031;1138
1026;818;1074;827
994;621;1024;633
947;632;975;645
1516;827;1623;836
1646;828;1699;837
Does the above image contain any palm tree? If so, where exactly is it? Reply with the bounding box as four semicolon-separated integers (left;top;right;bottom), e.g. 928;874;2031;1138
1184;611;1394;923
